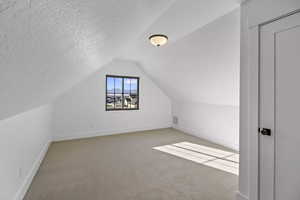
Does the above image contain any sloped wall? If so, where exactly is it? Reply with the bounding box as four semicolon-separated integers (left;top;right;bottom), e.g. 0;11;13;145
51;60;172;141
0;105;52;200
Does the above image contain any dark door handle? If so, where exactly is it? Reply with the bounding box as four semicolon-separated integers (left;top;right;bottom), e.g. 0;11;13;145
259;128;271;136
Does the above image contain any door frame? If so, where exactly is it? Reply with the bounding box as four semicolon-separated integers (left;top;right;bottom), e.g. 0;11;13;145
246;8;300;200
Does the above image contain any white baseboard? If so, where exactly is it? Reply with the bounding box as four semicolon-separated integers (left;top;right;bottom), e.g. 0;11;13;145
236;191;249;200
14;140;51;200
53;125;172;142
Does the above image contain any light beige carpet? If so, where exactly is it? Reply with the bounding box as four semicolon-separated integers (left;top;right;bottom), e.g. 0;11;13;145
24;128;238;200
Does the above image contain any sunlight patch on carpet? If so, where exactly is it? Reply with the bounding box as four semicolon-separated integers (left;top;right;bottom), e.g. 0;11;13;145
153;142;239;175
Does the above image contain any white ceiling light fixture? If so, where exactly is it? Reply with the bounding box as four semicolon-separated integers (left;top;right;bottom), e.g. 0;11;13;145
149;34;168;47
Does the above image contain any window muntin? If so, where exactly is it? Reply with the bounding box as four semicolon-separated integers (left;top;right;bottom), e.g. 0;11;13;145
106;75;139;111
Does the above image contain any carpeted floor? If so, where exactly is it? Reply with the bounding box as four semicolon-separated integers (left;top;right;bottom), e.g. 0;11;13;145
24;128;238;200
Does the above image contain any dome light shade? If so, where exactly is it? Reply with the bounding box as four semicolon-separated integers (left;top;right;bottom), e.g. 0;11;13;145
149;34;168;47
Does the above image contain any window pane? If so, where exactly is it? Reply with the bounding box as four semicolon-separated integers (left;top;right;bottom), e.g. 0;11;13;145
130;94;138;109
115;78;122;94
115;94;123;109
124;78;131;94
107;77;114;93
130;78;138;94
123;93;130;109
106;94;115;109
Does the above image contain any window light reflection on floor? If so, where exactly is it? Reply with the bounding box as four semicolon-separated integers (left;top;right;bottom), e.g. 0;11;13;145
153;142;239;175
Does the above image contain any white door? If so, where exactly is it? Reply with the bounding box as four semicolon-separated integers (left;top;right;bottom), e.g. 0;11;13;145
260;11;300;200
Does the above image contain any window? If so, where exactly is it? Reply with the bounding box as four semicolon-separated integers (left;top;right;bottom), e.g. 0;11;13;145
106;75;139;111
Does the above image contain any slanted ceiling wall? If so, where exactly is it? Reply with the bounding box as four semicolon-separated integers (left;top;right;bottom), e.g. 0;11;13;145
0;0;175;120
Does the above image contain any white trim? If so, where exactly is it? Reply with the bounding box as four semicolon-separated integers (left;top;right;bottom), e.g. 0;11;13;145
53;125;171;142
248;25;260;200
14;140;51;200
236;191;249;200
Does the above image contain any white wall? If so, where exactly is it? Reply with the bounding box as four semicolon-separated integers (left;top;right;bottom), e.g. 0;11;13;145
160;9;240;152
0;105;52;200
172;102;239;150
52;59;172;141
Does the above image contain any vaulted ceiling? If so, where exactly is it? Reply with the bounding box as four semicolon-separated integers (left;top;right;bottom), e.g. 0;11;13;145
0;0;240;120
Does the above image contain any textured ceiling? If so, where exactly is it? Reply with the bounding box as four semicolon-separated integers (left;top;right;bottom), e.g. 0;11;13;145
0;0;240;120
0;0;174;119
